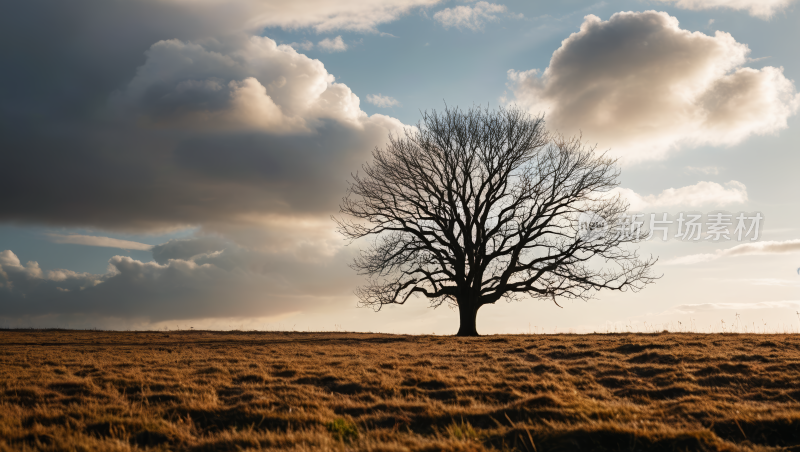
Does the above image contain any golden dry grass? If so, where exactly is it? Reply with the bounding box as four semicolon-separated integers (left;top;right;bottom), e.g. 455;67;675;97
1;330;800;451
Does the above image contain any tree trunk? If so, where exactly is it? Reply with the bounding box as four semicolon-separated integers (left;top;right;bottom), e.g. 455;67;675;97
456;302;480;337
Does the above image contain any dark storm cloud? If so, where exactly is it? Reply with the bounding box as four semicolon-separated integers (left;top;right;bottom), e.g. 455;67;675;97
1;0;440;120
0;5;404;231
1;0;240;122
0;0;413;325
0;118;396;230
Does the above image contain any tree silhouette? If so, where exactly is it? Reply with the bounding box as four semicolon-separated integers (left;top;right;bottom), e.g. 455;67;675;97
336;105;657;336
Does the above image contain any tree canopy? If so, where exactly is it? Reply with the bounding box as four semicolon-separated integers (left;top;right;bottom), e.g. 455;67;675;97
336;105;657;336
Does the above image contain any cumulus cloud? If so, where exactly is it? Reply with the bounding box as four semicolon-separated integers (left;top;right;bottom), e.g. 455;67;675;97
0;246;360;322
655;0;797;19
1;34;405;231
114;36;375;132
613;180;748;211
507;11;800;162
317;36;348;52
0;0;427;327
664;239;800;265
289;40;315;51
433;1;508;31
0;1;442;129
0;250;101;291
366;93;400;108
0;0;413;231
46;234;153;250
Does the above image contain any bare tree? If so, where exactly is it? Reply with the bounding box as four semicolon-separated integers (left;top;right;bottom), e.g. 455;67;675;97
335;105;657;336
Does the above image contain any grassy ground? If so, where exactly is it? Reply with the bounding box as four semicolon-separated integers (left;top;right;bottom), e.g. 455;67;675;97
1;331;799;451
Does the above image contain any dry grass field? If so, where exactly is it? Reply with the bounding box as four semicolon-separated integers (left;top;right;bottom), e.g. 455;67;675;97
1;330;800;451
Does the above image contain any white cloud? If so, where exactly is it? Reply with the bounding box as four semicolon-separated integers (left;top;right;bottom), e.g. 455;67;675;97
0;250;100;287
433;1;508;31
7;29;407;232
46;233;153;250
664;239;800;265
612;180;747;211
655;0;797;19
507;11;800;163
162;0;443;33
317;35;348;52
0;250;44;281
105;35;408;233
366;93;400;108
256;0;442;32
289;40;314;51
114;36;403;133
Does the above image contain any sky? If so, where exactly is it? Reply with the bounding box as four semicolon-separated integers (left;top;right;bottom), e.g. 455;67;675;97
1;0;799;334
